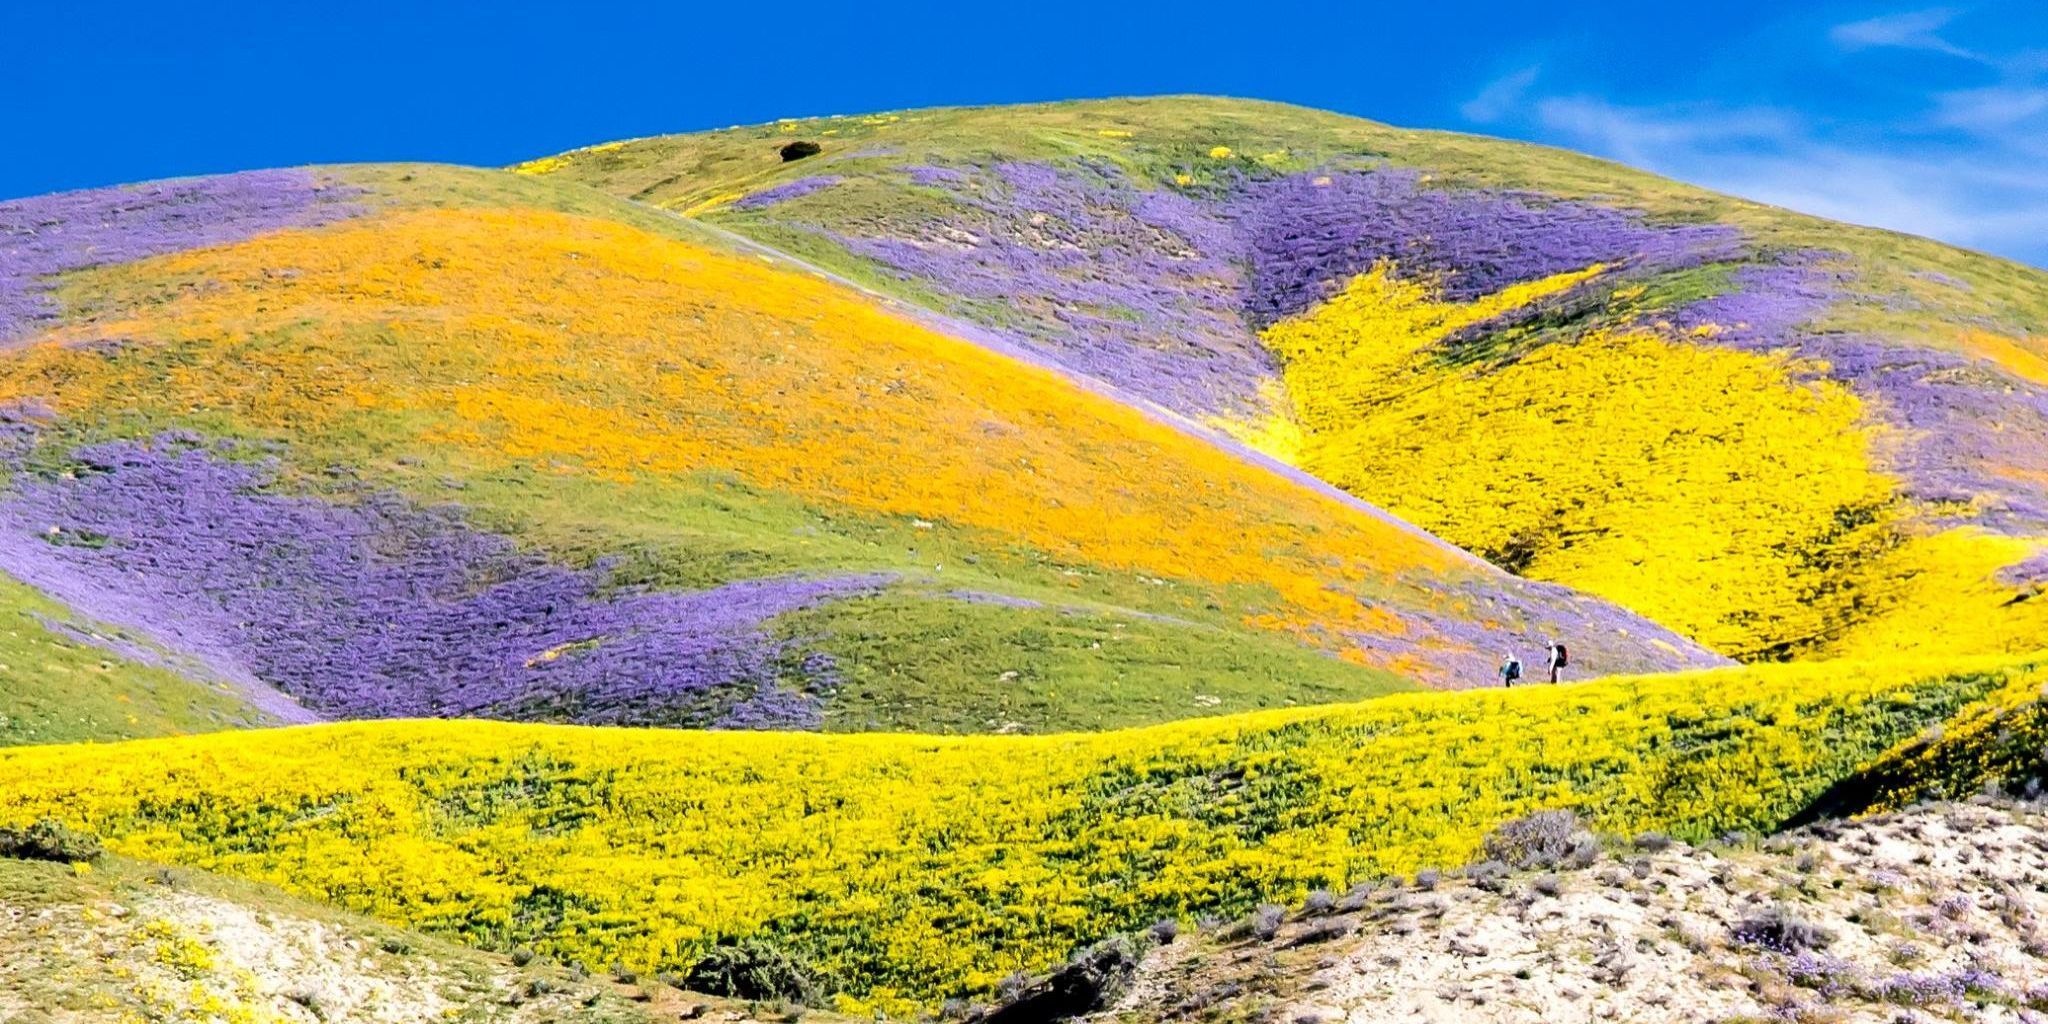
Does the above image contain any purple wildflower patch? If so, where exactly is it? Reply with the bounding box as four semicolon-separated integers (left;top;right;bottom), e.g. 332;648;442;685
1911;269;1971;291
1359;572;1721;687
1778;951;1860;998
2002;551;2048;588
0;436;888;729
1866;966;2011;1006
1664;256;1840;347
1852;346;2048;529
0;170;362;342
905;165;969;187
732;176;844;210
836;160;1273;419
815;161;1742;422
1228;168;1743;321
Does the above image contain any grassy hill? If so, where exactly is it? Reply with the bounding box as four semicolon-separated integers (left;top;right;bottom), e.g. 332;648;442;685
0;571;274;746
520;96;2048;662
2;654;2041;1011
0;159;1717;741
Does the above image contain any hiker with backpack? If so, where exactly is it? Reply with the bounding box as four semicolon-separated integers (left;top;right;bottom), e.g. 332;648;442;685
1546;640;1569;684
1499;652;1523;688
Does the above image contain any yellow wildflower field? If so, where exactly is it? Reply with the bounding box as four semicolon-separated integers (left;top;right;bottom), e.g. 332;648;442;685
1;654;2037;1008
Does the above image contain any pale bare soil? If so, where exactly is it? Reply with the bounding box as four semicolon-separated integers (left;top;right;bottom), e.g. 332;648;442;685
1110;801;2048;1024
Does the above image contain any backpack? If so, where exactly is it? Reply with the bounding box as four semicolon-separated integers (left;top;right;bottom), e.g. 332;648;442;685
1555;644;1569;667
1504;660;1521;681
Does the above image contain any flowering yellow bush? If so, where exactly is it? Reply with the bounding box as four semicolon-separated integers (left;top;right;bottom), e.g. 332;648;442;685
1207;146;1233;159
145;919;219;980
1827;528;2048;662
1263;265;1912;659
0;655;2034;1007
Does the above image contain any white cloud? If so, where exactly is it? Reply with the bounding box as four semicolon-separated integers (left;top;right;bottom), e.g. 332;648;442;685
1449;7;2048;265
1460;67;1541;124
1711;149;2048;249
1530;97;1799;165
1828;7;1981;60
1524;95;2048;261
1933;85;2048;131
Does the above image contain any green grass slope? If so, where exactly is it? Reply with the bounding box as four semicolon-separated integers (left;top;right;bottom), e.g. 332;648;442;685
778;587;1411;733
0;573;271;747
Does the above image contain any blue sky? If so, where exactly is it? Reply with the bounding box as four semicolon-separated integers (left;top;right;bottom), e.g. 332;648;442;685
5;2;2045;265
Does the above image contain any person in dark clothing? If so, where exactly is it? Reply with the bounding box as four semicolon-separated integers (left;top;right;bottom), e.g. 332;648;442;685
1499;653;1523;688
1546;640;1569;684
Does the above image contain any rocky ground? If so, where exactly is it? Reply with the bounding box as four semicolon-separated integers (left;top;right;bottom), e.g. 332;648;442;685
1109;800;2048;1024
0;855;794;1024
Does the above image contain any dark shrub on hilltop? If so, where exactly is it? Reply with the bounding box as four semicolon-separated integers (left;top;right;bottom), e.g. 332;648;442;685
0;819;103;863
780;141;822;162
683;938;827;1005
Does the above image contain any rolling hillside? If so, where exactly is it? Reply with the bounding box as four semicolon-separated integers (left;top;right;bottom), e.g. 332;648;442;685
0;158;1717;741
521;96;2048;662
5;94;2048;1021
3;655;2042;1011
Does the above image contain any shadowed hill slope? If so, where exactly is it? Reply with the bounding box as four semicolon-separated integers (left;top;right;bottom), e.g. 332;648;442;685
0;163;1716;740
521;96;2048;662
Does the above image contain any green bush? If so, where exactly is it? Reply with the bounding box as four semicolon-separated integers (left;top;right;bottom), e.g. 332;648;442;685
0;818;103;863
